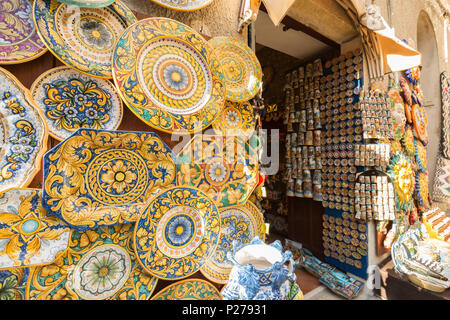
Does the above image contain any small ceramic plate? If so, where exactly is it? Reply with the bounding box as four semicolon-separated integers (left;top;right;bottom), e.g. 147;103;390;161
42;129;176;231
33;0;137;78
0;188;71;270
113;17;225;134
208;36;262;102
151;279;222;300
134;186;220;280
212;100;256;140
56;0;116;8
30;66;123;141
150;0;213;11
176;134;260;208
25;224;159;300
0;67;48;193
0;0;48;65
200;201;265;284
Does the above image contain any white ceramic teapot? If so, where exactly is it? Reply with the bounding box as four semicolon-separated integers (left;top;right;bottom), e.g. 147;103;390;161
221;236;296;300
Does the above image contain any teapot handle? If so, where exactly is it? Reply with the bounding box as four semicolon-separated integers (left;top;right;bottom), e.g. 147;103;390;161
282;251;296;282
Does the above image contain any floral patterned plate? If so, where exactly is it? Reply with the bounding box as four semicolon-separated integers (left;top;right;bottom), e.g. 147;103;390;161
200;201;265;284
113;17;225;134
25;224;159;300
56;0;116;8
33;0;137;78
30;66;123;141
208;36;262;102
177;134;260;208
42;129;176;231
0;188;71;270
0;0;48;64
150;0;213;11
151;279;222;300
134;186;220;280
0;67;48;193
212;100;256;140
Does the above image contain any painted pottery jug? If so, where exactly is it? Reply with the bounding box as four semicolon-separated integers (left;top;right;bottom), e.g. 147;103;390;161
221;236;296;300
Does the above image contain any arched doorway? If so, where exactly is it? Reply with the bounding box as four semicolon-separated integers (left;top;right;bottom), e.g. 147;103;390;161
417;10;441;193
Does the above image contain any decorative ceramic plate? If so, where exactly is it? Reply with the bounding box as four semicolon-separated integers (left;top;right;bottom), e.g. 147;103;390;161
0;0;48;64
177;134;260;208
150;0;213;11
33;0;137;78
30;66;123;141
401;126;415;157
42;129;176;231
0;188;70;270
0;267;30;300
208;37;262;102
412;104;428;145
26;224;159;300
151;279;221;300
56;0;116;8
113;17;225;134
387;152;415;212
212;100;256;140
0;67;48;193
134;186;220;280
200;201;265;284
414;138;427;172
415;172;430;212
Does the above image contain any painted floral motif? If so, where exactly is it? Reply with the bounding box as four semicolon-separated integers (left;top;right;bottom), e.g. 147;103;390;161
0;268;29;300
414;138;427;172
411;104;428;145
77;18;113;51
151;279;221;300
26;224;158;300
0;189;70;269
42;129;176;231
134;186;220;280
112;17;224;133
401;126;415;157
150;0;214;11
212;100;256;140
177;134;260;208
387;152;415;212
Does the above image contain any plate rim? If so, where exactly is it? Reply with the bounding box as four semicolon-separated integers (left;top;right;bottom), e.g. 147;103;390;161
150;0;214;12
150;278;222;300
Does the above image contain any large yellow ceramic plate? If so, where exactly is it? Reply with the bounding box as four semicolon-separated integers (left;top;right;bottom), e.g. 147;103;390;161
212;100;256;140
200;201;265;284
42;129;176;231
112;17;225;134
133;186;221;280
151;279;222;300
208;36;262;102
0;0;48;65
0;67;48;193
33;0;137;79
177;134;260;208
150;0;213;11
25;224;159;300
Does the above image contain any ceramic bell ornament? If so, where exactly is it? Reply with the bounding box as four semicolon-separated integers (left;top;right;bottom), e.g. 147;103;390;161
221;236;296;300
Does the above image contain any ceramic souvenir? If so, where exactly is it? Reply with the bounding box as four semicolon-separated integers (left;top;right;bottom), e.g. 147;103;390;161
26;224;159;300
414;138;427;172
440;72;450;158
133;186;220;280
42;129;176;231
0;0;47;64
33;0;137;78
387;152;415;212
150;0;213;11
200;201;265;284
0;267;30;300
432;156;450;203
221;236;295;300
30;66;123;141
0;67;48;193
208;36;262;102
113;17;224;134
401;126;416;157
0;188;70;269
56;0;116;8
415;172;430;211
212;100;256;140
151;279;222;300
177;134;259;208
411;104;428;145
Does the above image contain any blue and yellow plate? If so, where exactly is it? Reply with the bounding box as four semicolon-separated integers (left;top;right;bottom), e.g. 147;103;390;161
208;37;262;102
0;67;48;193
30;66;123;141
151;279;222;300
112;17;225;134
0;188;71;270
150;0;213;11
134;186;221;280
25;224;159;300
33;0;137;79
200;201;265;284
212;100;256;140
42;129;176;231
